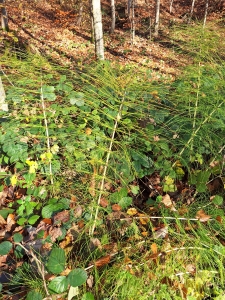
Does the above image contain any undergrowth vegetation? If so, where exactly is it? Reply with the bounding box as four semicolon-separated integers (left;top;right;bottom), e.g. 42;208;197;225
1;25;225;299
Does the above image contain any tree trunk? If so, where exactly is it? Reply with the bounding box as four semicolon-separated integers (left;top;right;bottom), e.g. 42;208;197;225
131;0;135;43
154;0;160;37
92;0;104;59
0;0;9;31
203;0;209;28
169;0;174;14
189;0;196;22
110;0;115;34
77;0;83;27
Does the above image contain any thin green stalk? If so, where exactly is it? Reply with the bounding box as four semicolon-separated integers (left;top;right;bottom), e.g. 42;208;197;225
90;92;126;235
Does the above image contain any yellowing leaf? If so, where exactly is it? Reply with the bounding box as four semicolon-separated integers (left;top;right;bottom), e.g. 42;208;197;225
51;144;59;154
85;127;92;135
151;243;158;254
164;176;174;185
127;208;138;216
10;175;18;186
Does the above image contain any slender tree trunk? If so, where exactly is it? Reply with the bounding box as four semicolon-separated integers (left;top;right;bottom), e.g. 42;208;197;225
110;0;115;34
189;0;196;22
77;0;83;27
92;0;104;60
0;0;9;31
131;0;135;43
169;0;174;14
127;0;132;17
154;0;160;37
203;0;209;28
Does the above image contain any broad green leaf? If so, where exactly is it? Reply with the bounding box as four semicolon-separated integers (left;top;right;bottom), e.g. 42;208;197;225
13;233;23;243
0;208;14;219
42;203;66;218
26;290;43;300
212;195;223;205
69;92;85;106
28;215;40;225
14;245;24;258
81;292;95;300
48;276;68;293
118;197;132;209
0;241;12;255
17;217;27;225
68;269;87;287
130;185;139;195
46;248;66;274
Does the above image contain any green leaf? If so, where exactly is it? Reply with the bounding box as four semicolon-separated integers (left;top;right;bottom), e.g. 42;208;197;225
130;185;139;195
48;276;68;293
0;241;12;255
68;269;87;287
118;197;132;209
17;217;27;225
0;283;2;292
28;215;40;225
46;248;66;274
42;203;65;218
69;92;85;106
14;245;25;258
42;85;56;101
212;195;223;206
0;208;14;219
26;290;43;300
13;233;23;243
81;292;95;300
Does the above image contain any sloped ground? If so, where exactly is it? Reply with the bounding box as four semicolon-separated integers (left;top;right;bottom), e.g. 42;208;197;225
3;0;224;77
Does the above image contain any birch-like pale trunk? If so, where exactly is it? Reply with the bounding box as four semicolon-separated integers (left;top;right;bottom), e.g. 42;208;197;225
0;0;9;31
77;0;83;27
169;0;174;14
131;0;135;43
110;0;115;33
203;0;209;28
92;0;104;60
189;0;196;22
154;0;160;37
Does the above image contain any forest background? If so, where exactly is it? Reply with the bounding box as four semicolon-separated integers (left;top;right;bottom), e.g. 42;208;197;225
1;0;225;299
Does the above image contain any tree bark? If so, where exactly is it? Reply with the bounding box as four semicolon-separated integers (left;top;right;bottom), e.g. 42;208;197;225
92;0;104;60
189;0;196;23
203;0;209;28
110;0;115;34
154;0;160;37
0;0;9;31
169;0;174;14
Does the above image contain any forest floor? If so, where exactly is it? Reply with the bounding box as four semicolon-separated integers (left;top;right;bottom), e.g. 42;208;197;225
3;0;225;77
1;1;225;299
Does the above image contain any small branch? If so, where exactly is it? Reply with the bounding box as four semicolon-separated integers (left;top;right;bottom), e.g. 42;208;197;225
90;93;126;235
40;84;53;185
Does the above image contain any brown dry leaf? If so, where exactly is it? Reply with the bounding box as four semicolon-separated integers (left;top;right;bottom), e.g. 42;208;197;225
112;204;122;211
59;234;73;249
85;127;92;135
100;197;109;208
74;205;83;218
153;135;160;142
0;254;7;268
151;243;158;254
154;226;168;239
127;208;138;216
53;210;70;225
216;215;222;223
6;214;16;232
48;227;63;242
185;264;196;275
87;275;94;288
42;218;52;225
90;238;102;251
196;209;211;222
162;194;172;207
0;214;6;226
124;255;132;264
77;219;85;229
94;255;111;267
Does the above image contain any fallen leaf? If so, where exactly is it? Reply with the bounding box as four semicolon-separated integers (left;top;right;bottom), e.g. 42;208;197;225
86;275;94;288
162;194;173;207
85;127;92;135
153;135;160;142
196;209;211;222
112;204;122;211
90;238;102;251
94;255;111;267
100;197;108;208
138;213;148;225
127;208;138;216
6;214;16;232
216;215;222;223
53;210;70;225
154;226;168;239
151;243;158;254
0;215;6;226
74;205;83;218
